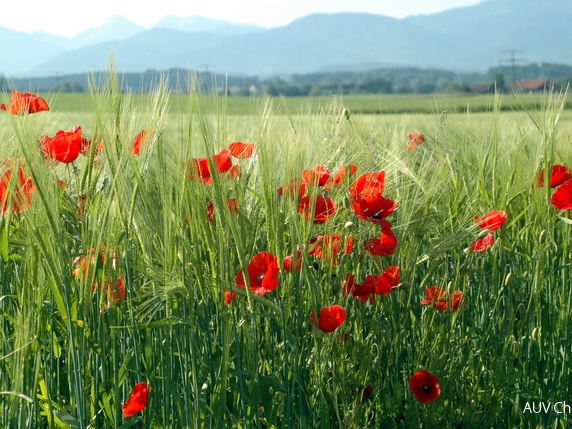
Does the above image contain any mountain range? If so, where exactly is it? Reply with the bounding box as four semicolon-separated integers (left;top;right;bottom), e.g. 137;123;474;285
2;0;572;78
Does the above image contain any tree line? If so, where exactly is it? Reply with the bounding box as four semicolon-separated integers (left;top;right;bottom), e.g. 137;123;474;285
2;62;572;95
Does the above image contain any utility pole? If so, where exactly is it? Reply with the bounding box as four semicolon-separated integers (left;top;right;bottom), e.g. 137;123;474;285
501;50;526;89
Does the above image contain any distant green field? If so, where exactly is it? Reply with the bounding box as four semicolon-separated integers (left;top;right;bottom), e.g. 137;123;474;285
42;91;569;116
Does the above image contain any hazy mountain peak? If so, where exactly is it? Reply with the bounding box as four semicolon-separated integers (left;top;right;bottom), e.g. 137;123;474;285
153;15;264;35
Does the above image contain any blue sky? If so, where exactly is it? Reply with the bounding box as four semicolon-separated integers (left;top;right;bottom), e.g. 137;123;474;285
3;0;485;37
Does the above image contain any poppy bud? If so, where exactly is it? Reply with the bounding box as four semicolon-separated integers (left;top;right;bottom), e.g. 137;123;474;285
341;108;350;120
538;229;546;244
344;221;354;229
504;272;512;286
532;326;540;341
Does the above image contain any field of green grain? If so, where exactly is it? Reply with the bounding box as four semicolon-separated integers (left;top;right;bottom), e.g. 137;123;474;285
1;78;572;428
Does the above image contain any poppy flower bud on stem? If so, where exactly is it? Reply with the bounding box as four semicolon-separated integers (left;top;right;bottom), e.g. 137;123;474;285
504;272;512;286
538;229;546;244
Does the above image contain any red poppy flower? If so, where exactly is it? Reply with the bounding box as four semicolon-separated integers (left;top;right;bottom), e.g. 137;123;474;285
364;219;398;256
0;91;49;115
324;163;358;191
302;165;330;187
474;210;507;231
298;194;337;224
122;382;150;417
283;248;303;272
308;234;354;267
310;304;346;333
550;178;572;210
471;232;495;252
349;171;397;224
0;165;36;214
228;141;256;158
188;149;233;184
207;199;238;222
421;286;447;312
448;290;465;312
224;290;238;304
277;178;307;199
41;126;82;164
235;251;280;295
132;129;155;155
406;132;425;151
343;274;376;302
409;370;440;403
366;265;400;295
537;164;572;188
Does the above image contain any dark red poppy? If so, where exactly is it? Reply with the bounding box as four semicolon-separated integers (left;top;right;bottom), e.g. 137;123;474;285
283;248;303;272
550;178;572;210
41;126;82;164
406;132;425;151
364;219;398;256
352;385;374;402
471;232;495;252
122;382;150;417
228;141;256;158
308;234;354;267
409;370;440;403
324;163;358;191
310;304;346;333
537;164;572;188
298;194;337;224
277;178;307;199
0;164;36;214
302;164;330;187
235;251;280;295
421;286;447;312
474;210;507;231
0;91;49;115
349;171;397;224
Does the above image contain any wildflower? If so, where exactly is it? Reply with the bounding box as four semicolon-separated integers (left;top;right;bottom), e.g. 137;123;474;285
0;91;49;115
364;219;398;256
349;171;397;224
235;252;280;295
324;163;358;191
0;164;35;214
471;232;495;252
122;382;150;417
188;149;233;184
409;370;441;403
302;164;330;187
474;210;507;231
283;248;303;272
132;129;154;155
420;286;447;312
550;178;572;210
41;126;82;164
277;178;306;199
298;194;337;224
224;290;238;305
310;304;346;332
308;234;354;267
343;274;376;303
207;199;238;222
228;141;256;158
406;132;425;151
536;164;572;188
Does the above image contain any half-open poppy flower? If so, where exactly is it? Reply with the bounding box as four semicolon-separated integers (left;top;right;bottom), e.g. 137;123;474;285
228;141;256;158
308;234;354;267
536;164;572;188
302;165;330;187
132;129;155;155
364;219;398;256
224;290;238;304
310;304;346;332
409;370;440;403
550;178;572;210
366;265;400;295
406;132;425;151
298;194;337;224
324;163;358;191
343;274;376;302
0;91;49;115
420;286;447;312
235;252;280;295
471;232;495;252
349;171;397;224
188;149;234;184
0;164;36;214
122;382;150;417
283;248;303;272
474;210;507;231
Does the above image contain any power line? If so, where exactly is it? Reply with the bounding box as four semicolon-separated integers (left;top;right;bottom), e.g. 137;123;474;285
501;49;526;85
